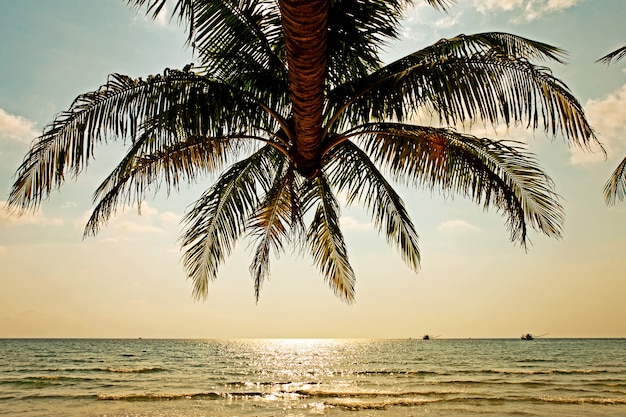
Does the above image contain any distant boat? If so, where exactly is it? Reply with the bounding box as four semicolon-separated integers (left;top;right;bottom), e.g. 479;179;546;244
423;335;430;340
521;333;548;340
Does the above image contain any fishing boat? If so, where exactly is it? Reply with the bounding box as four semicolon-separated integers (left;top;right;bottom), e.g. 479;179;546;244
521;333;548;340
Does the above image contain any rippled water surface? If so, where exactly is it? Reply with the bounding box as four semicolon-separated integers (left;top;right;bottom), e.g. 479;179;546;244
1;338;625;416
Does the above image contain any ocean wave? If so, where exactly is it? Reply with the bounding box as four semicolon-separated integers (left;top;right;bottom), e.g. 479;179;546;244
97;390;310;402
352;368;611;377
355;370;439;376
226;380;320;389
477;369;607;375
8;366;163;374
20;393;95;401
100;367;166;374
0;375;95;386
17;388;626;409
321;394;626;410
536;396;626;405
296;388;459;399
97;392;223;401
324;397;433;411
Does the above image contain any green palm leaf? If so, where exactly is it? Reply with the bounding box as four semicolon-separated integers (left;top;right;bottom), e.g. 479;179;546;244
325;141;420;272
129;1;286;78
85;132;244;237
597;43;626;205
302;175;356;303
327;33;596;150
356;123;563;246
129;1;451;89
248;163;303;300
603;156;626;205
181;145;280;300
597;44;626;65
8;71;267;212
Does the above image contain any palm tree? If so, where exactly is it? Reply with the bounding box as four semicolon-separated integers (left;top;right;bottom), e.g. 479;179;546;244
9;0;598;302
597;44;626;205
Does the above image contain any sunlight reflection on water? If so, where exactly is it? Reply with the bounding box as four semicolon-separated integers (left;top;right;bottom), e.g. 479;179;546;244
2;339;625;416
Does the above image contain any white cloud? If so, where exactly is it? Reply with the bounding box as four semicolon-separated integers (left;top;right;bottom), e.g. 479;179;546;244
570;83;626;165
134;3;169;27
159;211;182;224
403;4;463;39
74;202;181;238
114;221;164;234
0;201;63;226
340;216;373;231
438;219;480;232
473;0;583;21
0;108;38;142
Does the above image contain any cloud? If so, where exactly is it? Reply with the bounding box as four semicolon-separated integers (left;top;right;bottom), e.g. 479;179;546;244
74;202;181;238
438;219;480;232
570;83;626;165
159;211;182;224
473;0;583;21
0;108;38;142
114;221;164;234
403;4;463;39
340;216;373;231
0;201;63;226
133;3;169;27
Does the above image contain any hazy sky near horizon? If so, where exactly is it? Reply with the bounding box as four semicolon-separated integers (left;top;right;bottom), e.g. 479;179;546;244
1;0;625;339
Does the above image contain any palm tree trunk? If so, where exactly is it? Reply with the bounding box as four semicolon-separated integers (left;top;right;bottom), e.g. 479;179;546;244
280;0;328;178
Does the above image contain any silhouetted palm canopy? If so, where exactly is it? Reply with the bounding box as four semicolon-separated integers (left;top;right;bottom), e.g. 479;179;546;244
597;44;626;205
9;0;598;302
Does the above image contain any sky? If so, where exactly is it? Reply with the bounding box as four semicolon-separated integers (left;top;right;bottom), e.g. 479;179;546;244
0;0;625;339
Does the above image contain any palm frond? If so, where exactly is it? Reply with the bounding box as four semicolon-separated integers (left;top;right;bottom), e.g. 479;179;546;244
84;132;248;237
302;175;356;303
356;123;563;246
129;0;286;80
194;1;286;80
435;32;567;63
421;0;454;10
126;0;187;23
325;0;410;86
327;33;596;151
9;69;278;214
597;44;626;205
248;163;303;300
8;70;267;212
325;141;420;272
603;156;626;205
597;44;626;65
180;145;281;300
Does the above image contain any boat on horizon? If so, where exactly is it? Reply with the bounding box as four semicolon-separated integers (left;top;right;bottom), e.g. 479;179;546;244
521;333;548;340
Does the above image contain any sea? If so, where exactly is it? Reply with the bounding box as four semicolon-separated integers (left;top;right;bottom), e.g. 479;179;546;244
1;338;625;417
